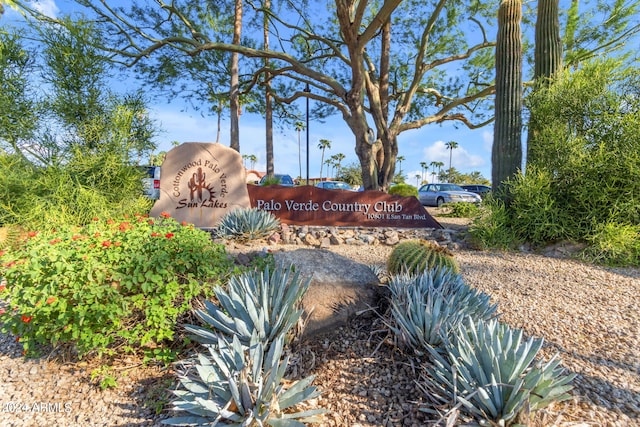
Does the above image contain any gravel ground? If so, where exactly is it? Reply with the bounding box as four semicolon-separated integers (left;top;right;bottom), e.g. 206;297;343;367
1;218;639;426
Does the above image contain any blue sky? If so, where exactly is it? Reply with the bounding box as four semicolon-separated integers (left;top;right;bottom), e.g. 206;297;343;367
4;0;495;184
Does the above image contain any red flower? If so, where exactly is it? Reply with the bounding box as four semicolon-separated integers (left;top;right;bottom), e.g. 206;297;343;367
107;219;115;224
21;315;32;323
150;232;161;237
0;283;5;292
0;250;5;257
114;241;122;247
160;212;171;218
94;232;101;238
16;336;20;342
118;222;131;232
71;235;83;241
102;240;112;248
46;297;56;305
49;238;61;245
148;220;155;225
92;217;99;221
27;231;37;238
165;233;174;239
181;221;188;226
0;307;5;315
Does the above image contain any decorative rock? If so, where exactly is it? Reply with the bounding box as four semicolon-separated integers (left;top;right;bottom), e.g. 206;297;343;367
273;249;382;336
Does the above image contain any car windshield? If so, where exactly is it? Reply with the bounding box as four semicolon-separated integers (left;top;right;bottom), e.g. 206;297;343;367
326;182;350;190
438;184;464;192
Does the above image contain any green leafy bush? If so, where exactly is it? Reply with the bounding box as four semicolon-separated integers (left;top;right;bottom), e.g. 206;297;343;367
0;149;152;229
215;207;280;242
581;222;640;266
387;239;459;276
387;269;497;352
388;183;418;198
422;318;575;425
440;201;480;218
468;200;520;250
473;60;640;265
0;213;231;359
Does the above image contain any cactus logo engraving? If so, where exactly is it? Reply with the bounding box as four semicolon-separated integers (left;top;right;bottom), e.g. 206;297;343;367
174;159;229;210
188;167;215;202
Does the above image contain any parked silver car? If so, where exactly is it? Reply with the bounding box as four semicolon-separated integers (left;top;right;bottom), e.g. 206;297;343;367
418;183;482;207
316;181;355;191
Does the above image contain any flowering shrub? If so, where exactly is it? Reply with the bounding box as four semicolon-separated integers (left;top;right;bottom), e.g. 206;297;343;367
0;213;232;359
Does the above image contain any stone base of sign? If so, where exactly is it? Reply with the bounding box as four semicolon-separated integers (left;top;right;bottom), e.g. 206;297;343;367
150;142;250;227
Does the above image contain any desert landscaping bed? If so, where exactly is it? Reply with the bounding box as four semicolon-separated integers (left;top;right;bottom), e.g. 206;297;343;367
1;220;639;426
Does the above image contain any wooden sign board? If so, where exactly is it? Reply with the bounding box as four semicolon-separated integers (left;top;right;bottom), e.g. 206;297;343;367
248;185;442;229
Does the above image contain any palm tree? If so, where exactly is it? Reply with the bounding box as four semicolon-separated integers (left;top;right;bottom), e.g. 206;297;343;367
324;159;333;178
431;161;444;183
415;174;421;187
295;121;304;181
420;161;428;183
397;155;405;175
334;153;345;177
445;141;459;181
318;139;331;181
248;154;257;169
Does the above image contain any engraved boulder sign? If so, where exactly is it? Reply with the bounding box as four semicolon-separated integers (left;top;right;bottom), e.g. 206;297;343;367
150;142;251;227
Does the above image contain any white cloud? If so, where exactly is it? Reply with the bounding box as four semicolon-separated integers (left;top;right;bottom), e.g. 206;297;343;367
422;140;486;172
32;0;59;18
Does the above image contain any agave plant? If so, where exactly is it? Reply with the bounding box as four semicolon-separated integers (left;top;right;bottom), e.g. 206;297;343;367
215;207;280;242
185;265;310;347
387;268;497;352
163;333;324;426
421;318;575;425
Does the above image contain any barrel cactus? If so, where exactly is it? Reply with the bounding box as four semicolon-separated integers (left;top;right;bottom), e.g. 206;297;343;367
387;239;459;277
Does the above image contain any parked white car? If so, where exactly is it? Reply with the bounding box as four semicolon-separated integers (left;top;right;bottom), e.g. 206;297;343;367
140;166;161;199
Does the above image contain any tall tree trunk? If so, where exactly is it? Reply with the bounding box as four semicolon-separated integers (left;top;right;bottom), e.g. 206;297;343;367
492;0;523;196
229;0;242;152
527;0;562;165
264;0;274;176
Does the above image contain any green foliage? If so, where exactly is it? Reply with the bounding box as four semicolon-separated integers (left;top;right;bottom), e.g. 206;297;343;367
91;365;118;390
260;175;285;186
0;213;231;359
440;202;480;218
388;183;418;198
215;207;280;243
163;334;324;426
468;201;521;250
0;31;39;147
387;239;459;277
387;269;497;351
475;60;640;265
334;162;363;188
184;265;310;348
421;318;575;425
581;222;640;266
0;148;153;229
504;168;577;245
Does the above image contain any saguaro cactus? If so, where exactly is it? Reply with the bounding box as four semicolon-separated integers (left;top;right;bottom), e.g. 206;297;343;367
492;0;523;198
